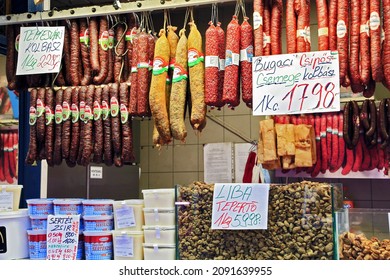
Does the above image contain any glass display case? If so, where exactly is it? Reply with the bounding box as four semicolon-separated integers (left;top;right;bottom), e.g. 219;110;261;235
335;208;390;260
175;181;342;260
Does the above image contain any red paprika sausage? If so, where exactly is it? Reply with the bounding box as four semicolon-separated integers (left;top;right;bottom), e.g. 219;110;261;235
316;0;329;51
337;0;349;87
286;0;297;54
360;0;371;86
370;0;384;82
270;0;283;55
240;17;254;108
205;22;220;108
253;0;264;57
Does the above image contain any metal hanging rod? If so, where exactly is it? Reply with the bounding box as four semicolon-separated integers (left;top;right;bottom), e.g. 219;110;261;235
0;0;235;26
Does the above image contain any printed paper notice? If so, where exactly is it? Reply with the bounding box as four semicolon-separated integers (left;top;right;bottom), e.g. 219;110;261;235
211;183;270;230
46;215;80;260
204;143;233;184
16;26;65;75
234;143;253;183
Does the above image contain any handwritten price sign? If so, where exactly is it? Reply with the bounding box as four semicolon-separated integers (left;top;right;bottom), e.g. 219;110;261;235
211;183;270;230
252;50;340;116
46;215;80;260
16;26;65;75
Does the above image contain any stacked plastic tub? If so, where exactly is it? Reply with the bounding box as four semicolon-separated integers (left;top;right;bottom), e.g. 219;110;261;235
82;199;114;260
142;189;176;260
112;199;145;260
26;198;53;260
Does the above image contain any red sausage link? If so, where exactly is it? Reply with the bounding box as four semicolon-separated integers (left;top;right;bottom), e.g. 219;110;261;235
93;16;109;85
270;0;283;55
89;17;100;74
216;22;225;109
286;0;297;54
349;0;364;93
69;20;81;86
137;30;151;117
360;0;371;86
240;17;254;108
205;22;220;108
253;0;264;56
370;0;384;82
337;0;349;87
80;18;92;86
263;1;271;56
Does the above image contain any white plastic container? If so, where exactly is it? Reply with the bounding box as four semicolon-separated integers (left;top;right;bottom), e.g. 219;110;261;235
82;199;114;216
27;229;47;260
143;243;176;260
0;185;23;211
113;199;144;231
83;215;114;231
143;226;175;244
0;209;30;260
142;188;175;208
29;215;48;230
112;230;144;260
26;198;54;216
53;198;83;215
83;231;112;260
143;208;175;226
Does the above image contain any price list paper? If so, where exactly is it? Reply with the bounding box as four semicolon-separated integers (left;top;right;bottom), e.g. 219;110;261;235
46;215;80;260
252;50;340;116
16;26;65;75
211;183;270;230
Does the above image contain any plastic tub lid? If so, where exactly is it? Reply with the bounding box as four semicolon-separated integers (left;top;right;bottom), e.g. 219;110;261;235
111;230;144;235
27;229;47;235
143;243;176;248
1;185;23;190
83;231;113;236
82;199;114;205
83;215;113;220
26;198;53;204
142;189;174;194
143;226;175;231
143;208;175;213
113;199;144;205
29;215;48;219
0;209;29;219
53;198;83;204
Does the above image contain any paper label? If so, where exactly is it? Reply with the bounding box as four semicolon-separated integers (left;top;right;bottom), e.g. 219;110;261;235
225;50;240;67
240;45;254;62
114;206;136;229
79;101;85;122
36;98;45;117
318;27;329;37
370;12;380;31
90;166;103;179
120;104;129;124
55;105;63;124
93;101;102;121
71;103;79;123
0;190;13;211
152;56;169;75
102;101;110;120
15;34;20;52
110;97;119;117
29;106;37;125
45;106;54;125
188;48;204;67
62;101;71;121
263;34;271;47
125;27;137;43
108;29;115;49
205;55;219;68
172;64;188;83
360;24;370;36
80;28;89;46
337;20;347;38
99;30;109;51
113;235;134;257
84;105;93;122
219;58;225;71
253;12;263;30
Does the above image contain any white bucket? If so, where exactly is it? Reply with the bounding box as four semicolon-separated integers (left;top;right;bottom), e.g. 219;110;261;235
143;208;175;226
0;185;23;212
27;229;47;260
82;199;114;216
29;215;48;231
112;230;144;260
142;188;175;208
26;198;54;216
113;199;144;231
0;209;30;260
83;215;114;231
83;231;113;260
53;198;83;215
143;243;176;260
143;226;175;244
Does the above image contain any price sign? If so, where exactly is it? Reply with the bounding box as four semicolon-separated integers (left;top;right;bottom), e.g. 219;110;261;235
46;215;80;260
16;26;65;75
252;50;340;116
211;183;270;230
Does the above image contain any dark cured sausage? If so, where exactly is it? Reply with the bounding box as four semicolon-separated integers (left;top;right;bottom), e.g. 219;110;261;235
114;23;126;83
104;27;115;84
79;18;92;86
81;85;95;166
93;16;109;84
370;0;384;82
129;33;139;116
222;15;241;108
240;17;254;108
328;0;338;51
137;31;151;117
316;0;329;51
110;83;121;155
360;0;371;86
93;86;104;163
270;0;283;55
205;22;219;107
119;82;134;163
69;20;81;86
337;0;349;87
36;87;46;144
253;0;264;56
6;25;17;90
89;17;100;75
61;21;72;85
349;0;364;93
102;85;113;166
45;88;55;167
263;1;271;56
77;86;87;165
383;0;390;88
68;87;80;165
53;89;63;166
26;89;38;164
286;0;297;54
61;87;72;160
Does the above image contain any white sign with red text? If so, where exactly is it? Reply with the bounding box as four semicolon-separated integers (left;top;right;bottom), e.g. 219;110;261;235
252;50;340;116
211;183;270;230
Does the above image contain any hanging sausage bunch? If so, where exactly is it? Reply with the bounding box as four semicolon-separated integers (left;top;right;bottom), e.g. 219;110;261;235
0;130;18;184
